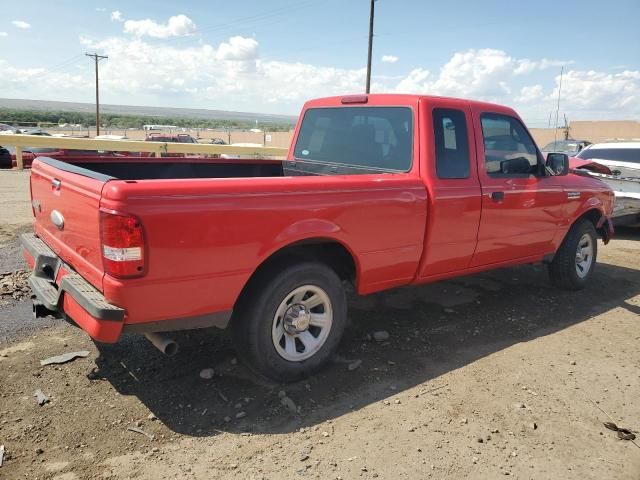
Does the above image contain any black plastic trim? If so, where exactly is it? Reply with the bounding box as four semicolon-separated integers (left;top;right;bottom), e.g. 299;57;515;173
36;156;115;182
20;233;125;321
122;311;232;333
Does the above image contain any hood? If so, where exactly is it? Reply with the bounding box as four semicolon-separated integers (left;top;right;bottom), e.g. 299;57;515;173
569;157;613;175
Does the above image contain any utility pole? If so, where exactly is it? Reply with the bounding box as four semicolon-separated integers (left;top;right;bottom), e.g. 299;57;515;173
365;0;375;94
85;53;108;136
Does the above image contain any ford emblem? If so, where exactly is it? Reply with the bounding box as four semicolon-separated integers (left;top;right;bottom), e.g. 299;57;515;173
51;210;65;230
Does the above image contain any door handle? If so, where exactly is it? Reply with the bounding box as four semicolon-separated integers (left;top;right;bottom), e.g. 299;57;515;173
490;191;504;202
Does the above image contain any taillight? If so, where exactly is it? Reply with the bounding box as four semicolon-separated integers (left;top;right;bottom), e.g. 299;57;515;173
99;210;146;278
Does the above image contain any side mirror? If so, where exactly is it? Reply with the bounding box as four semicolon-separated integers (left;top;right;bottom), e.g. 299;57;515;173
546;153;569;176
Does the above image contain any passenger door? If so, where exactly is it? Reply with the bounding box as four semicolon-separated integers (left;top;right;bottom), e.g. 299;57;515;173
470;110;566;266
417;100;482;278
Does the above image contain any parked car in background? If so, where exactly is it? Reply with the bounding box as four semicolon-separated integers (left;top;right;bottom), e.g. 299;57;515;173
0;146;11;168
572;142;640;226
15;128;51;136
145;133;198;143
144;133;199;157
4;146;119;169
22;93;614;381
542;139;591;157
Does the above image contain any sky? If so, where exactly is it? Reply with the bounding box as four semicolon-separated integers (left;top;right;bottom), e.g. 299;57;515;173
0;0;638;126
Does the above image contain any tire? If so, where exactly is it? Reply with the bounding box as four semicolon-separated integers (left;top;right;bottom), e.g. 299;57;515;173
548;219;598;290
232;261;347;382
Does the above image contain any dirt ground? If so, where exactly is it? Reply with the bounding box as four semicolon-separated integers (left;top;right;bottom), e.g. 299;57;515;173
0;170;639;480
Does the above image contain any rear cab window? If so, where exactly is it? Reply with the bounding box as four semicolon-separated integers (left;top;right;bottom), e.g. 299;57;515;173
432;108;470;179
292;107;413;175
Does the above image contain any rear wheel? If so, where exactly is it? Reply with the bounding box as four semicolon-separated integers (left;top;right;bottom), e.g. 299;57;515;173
232;262;347;382
548;219;598;290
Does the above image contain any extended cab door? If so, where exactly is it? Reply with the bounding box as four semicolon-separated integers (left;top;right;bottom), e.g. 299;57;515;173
470;108;566;266
417;99;482;278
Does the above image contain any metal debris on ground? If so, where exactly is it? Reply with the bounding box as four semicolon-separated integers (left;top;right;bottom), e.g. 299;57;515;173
127;426;155;440
372;331;390;342
0;444;4;467
281;395;298;414
347;359;362;371
34;389;49;406
40;351;90;366
417;384;448;396
604;422;636;441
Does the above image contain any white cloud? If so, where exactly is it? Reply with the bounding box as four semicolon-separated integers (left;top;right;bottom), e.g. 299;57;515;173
514;58;569;75
216;36;259;61
391;48;639;121
395;48;514;99
1;39;637;122
381;55;398;64
12;20;31;29
0;32;8;37
516;84;544;103
550;70;640;116
0;59;90;99
111;11;124;22
123;14;196;38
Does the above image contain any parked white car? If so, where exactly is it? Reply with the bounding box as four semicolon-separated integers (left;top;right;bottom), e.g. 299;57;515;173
574;142;640;226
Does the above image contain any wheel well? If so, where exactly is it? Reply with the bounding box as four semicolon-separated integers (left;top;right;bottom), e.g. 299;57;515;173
579;208;602;229
233;240;357;312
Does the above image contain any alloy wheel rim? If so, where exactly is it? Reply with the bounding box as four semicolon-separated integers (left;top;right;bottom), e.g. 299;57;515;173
575;233;594;278
271;285;333;362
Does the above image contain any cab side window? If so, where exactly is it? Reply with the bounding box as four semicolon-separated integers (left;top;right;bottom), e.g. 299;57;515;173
433;108;470;179
480;113;539;176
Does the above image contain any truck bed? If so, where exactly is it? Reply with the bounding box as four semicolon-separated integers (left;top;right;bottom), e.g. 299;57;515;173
47;156;285;180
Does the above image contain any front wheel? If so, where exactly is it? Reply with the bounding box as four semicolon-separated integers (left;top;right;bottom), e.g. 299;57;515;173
232;262;347;382
548;219;598;290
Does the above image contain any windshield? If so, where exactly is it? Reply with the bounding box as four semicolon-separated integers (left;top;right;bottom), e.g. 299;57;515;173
293;106;413;175
576;147;640;164
542;141;580;152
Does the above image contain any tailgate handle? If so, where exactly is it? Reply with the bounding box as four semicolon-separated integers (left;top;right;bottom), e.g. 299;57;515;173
51;178;61;191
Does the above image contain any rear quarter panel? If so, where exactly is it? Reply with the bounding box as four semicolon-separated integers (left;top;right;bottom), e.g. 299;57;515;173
100;174;427;325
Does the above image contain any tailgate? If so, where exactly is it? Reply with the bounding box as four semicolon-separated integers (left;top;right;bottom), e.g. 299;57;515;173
30;157;108;291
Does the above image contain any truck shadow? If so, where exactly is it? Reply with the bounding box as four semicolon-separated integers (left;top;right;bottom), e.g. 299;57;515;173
94;252;640;438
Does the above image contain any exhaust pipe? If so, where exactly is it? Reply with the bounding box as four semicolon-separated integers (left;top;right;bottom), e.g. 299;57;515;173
144;332;179;356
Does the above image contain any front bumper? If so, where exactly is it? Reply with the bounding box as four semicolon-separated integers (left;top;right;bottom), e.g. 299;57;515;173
20;233;125;342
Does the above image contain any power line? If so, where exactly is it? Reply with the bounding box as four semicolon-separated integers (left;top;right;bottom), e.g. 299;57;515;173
85;53;108;136
156;0;316;48
553;66;564;146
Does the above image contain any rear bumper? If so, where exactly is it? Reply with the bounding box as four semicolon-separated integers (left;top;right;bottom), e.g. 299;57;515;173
20;233;125;342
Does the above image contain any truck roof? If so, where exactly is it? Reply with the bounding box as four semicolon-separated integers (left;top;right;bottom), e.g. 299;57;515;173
304;93;516;114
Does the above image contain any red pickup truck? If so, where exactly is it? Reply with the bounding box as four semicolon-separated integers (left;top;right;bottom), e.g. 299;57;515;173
21;94;614;381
